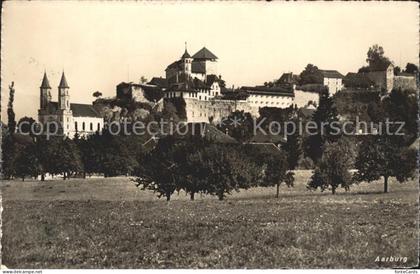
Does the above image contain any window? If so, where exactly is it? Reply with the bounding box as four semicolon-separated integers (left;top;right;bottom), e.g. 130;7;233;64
75;122;78;132
97;123;100;131
90;123;93;131
82;122;85;131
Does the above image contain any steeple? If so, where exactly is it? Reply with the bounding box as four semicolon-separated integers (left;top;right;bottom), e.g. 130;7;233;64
59;71;69;88
181;42;191;59
40;71;51;89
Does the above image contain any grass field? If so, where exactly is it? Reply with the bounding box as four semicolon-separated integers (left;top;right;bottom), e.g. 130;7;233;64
0;171;418;268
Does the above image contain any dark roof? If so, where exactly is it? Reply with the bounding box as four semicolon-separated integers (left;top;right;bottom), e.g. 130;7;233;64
181;49;191;59
148;77;168;88
396;72;415;77
166;77;209;92
191;61;206;74
368;60;393;72
343;72;375;88
165;60;181;71
71;103;101;118
241;86;294;97
40;72;51;89
319;69;344;79
278;73;299;84
58;72;69;88
192;47;218;60
295;84;328;93
46;102;101;118
172;123;237;144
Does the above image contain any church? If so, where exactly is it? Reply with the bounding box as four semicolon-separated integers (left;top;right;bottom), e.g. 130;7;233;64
38;71;104;138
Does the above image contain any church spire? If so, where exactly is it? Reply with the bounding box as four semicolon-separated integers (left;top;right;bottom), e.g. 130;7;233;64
181;42;191;59
59;71;69;88
40;71;51;89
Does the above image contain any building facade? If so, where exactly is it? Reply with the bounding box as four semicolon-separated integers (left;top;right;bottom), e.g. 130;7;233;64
38;72;104;138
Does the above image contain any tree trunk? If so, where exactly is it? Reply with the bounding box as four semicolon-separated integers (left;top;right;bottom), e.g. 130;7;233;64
22;177;25;182
83;172;86;179
41;174;45;181
332;186;336;195
166;193;171;201
217;190;224;201
63;173;66;180
190;192;195;201
276;183;280;198
384;176;388;193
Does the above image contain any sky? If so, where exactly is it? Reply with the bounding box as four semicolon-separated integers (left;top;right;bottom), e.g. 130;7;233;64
1;1;418;121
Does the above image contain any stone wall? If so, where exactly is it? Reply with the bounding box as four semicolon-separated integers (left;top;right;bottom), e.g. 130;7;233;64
394;75;417;90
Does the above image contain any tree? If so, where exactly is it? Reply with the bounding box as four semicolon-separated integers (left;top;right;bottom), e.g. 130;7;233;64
134;136;180;201
354;136;416;193
17;117;37;137
393;66;401;75
257;150;294;198
299;64;323;85
194;144;259;200
404;63;418;74
217;111;254;143
282;119;302;170
366;44;390;67
140;76;148;84
93;91;103;98
46;137;83;179
307;140;354;194
7;82;16;134
305;89;340;163
14;142;41;181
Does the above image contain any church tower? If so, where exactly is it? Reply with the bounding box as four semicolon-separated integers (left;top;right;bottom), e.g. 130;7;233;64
58;71;70;110
40;71;51;109
58;71;73;136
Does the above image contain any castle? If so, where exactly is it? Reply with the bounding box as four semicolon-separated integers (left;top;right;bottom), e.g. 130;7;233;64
38;71;104;138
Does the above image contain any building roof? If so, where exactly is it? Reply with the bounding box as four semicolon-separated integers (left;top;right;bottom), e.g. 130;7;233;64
165;60;181;71
278;72;299;84
47;102;101;118
58;72;69;88
40;72;51;89
181;49;191;59
172;123;238;144
71;103;102;118
319;69;344;79
343;72;375;88
148;77;168;88
396;72;415;77
240;86;294;97
192;47;218;60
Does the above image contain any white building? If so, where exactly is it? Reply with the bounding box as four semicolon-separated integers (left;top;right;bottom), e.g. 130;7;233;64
241;86;294;110
38;72;104;138
319;69;344;95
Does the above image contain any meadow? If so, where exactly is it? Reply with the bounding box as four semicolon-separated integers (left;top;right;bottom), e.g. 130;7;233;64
0;171;418;268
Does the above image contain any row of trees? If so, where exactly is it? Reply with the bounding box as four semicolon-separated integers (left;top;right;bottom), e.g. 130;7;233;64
134;136;294;201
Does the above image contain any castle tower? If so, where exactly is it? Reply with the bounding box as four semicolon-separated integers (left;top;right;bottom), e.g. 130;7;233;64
58;71;70;110
40;71;51;109
181;42;193;77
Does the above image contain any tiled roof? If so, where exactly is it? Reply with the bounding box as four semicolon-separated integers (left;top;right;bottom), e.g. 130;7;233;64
40;72;51;89
165;60;181;71
47;102;101;118
192;47;218;60
343;72;375;88
241;86;294;97
319;69;344;79
278;72;299;84
148;77;168;88
59;72;69;88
